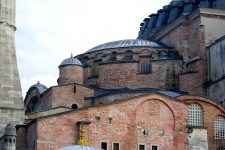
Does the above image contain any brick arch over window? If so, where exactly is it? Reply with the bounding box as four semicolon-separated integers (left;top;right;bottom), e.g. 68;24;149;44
188;103;203;126
135;99;175;149
140;49;152;55
135;99;175;130
108;51;117;61
214;116;225;139
123;50;133;60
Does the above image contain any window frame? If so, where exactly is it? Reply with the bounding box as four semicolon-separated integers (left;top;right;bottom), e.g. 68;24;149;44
151;144;159;150
138;143;146;150
112;141;120;150
188;103;203;127
100;141;108;150
139;60;152;74
214;116;225;139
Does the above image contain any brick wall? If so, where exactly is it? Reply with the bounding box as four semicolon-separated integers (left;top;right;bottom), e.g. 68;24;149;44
178;95;225;150
31;93;188;150
16;126;27;150
58;65;83;85
161;17;207;96
51;84;94;108
79;47;182;90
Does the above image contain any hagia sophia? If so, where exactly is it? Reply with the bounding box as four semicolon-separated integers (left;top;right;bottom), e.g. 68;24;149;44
0;0;225;150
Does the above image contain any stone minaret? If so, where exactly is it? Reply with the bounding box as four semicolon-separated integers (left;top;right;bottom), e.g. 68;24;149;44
0;0;24;139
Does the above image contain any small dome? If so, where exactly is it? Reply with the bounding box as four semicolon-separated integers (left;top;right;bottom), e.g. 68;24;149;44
4;124;16;136
59;55;82;68
86;39;172;53
29;81;48;94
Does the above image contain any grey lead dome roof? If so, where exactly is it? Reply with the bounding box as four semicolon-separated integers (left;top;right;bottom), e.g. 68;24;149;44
59;145;102;150
59;56;82;67
28;81;48;94
86;39;171;53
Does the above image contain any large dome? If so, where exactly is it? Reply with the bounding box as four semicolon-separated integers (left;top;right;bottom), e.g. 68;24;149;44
86;39;172;53
59;55;82;67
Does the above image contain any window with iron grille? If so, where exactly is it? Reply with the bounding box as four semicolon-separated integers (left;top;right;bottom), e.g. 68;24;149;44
140;60;151;73
188;104;203;126
214;116;225;139
217;147;225;150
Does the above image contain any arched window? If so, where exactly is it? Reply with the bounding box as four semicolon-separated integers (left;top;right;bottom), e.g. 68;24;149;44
123;50;133;60
214;116;225;139
140;60;151;73
108;51;117;61
188;104;203;126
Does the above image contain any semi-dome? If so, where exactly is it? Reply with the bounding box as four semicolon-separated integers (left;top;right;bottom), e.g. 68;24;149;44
28;81;47;94
59;55;82;68
86;39;172;53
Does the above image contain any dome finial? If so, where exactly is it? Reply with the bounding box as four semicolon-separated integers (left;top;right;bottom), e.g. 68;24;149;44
77;125;88;146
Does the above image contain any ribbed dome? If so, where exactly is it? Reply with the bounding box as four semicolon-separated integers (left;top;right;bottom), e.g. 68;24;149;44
86;39;171;53
29;81;47;94
59;145;101;150
59;56;82;67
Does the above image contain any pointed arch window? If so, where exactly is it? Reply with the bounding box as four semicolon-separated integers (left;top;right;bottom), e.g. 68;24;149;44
214;116;225;139
140;60;151;74
188;104;203;126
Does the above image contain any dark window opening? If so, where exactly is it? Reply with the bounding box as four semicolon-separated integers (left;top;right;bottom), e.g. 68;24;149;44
101;142;107;150
4;138;7;144
123;50;133;60
113;143;119;150
108;52;117;62
74;86;76;93
71;104;78;109
139;144;145;150
152;145;158;150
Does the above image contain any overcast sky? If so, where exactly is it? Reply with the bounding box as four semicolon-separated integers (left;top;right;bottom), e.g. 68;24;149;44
16;0;171;98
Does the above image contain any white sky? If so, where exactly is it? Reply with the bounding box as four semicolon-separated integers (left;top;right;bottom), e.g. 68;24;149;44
16;0;171;98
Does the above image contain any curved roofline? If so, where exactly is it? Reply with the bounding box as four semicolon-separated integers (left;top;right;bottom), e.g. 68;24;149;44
28;81;48;94
85;39;173;54
58;56;82;68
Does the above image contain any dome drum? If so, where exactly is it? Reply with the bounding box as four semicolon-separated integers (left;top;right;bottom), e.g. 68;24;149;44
58;65;83;85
